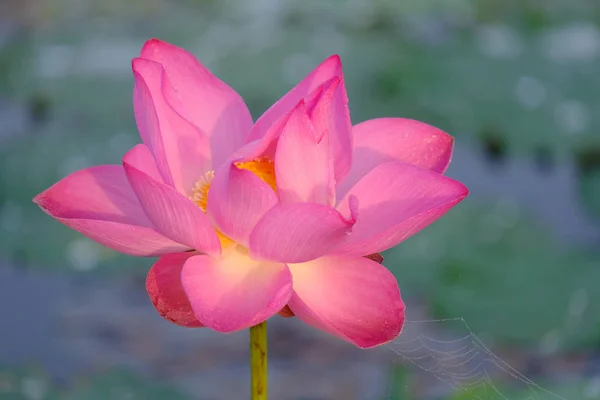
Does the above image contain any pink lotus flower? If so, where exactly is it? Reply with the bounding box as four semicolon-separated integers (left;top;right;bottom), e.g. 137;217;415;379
34;39;468;348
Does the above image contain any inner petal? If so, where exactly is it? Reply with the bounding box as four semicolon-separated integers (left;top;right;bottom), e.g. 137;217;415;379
189;158;277;249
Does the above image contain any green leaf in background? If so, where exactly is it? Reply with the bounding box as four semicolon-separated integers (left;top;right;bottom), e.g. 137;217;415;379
385;365;415;400
0;365;54;400
576;144;600;221
56;370;187;400
580;168;600;221
447;384;505;400
508;378;600;400
0;366;188;400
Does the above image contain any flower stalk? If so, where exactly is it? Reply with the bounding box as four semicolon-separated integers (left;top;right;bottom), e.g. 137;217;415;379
250;321;268;400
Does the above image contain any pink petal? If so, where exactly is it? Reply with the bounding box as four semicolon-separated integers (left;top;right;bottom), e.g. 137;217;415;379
304;76;352;184
146;252;204;327
33;166;186;256
249;203;355;263
232;75;352;174
288;255;405;348
335;161;468;256
229;109;291;164
337;118;454;199
51;219;187;256
248;55;343;143
139;39;253;167
122;143;164;183
231;79;343;166
274;101;334;205
123;161;221;256
207;164;277;246
133;58;211;194
181;249;292;332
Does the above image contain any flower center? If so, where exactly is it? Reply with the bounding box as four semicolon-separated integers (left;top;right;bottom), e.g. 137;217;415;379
190;158;277;248
236;157;277;192
190;171;214;212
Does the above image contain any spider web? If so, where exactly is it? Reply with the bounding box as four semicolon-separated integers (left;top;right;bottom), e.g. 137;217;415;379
383;318;567;400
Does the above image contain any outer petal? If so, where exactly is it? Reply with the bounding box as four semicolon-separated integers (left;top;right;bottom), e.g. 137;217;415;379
288;255;405;348
249;203;355;263
139;39;253;167
146;252;204;327
123;161;221;256
181;249;292;332
122;143;164;183
133;58;211;194
335;161;468;256
275;101;334;205
337;118;454;199
33;166;187;256
207;163;277;246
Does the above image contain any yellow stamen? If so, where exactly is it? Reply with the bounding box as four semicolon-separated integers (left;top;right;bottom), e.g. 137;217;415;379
236;157;277;192
216;230;236;249
190;158;277;249
190;170;214;212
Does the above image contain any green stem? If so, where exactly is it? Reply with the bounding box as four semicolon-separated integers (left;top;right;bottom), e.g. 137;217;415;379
250;321;268;400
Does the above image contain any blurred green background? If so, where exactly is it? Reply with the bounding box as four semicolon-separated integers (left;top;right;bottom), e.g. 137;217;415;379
1;0;600;399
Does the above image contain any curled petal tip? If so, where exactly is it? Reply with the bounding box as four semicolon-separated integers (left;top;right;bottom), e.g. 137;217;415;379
141;38;167;55
32;192;43;206
131;57;143;71
347;194;359;224
325;54;342;67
